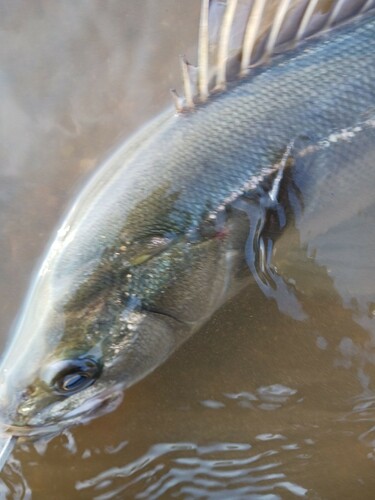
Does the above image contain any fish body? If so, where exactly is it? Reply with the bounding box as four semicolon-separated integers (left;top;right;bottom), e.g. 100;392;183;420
0;1;375;435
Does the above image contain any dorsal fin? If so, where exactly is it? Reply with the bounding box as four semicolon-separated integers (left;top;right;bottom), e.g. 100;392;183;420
173;0;375;112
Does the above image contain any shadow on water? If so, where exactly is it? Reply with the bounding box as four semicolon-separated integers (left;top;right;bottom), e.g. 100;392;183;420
2;1;375;499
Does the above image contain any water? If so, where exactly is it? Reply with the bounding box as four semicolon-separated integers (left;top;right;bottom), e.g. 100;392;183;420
1;1;375;498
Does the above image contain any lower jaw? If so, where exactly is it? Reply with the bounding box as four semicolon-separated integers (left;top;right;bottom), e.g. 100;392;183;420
0;387;124;439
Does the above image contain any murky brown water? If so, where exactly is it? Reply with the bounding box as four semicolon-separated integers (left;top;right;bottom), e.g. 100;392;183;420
1;1;375;498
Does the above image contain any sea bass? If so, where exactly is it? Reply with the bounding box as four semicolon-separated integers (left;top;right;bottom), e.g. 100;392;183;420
0;0;374;443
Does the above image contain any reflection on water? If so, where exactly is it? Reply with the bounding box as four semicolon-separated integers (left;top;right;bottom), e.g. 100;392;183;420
76;441;310;498
2;1;375;498
0;455;31;499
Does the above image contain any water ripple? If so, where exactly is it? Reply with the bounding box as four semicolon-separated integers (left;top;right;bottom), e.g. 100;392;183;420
76;441;309;499
0;455;32;500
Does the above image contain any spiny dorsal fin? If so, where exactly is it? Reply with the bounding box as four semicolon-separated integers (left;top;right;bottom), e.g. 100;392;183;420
173;0;374;112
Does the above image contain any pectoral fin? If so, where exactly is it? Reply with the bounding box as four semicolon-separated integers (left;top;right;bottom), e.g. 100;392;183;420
231;140;307;320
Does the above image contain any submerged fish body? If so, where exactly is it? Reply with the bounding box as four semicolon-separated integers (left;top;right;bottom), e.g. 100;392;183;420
0;1;375;434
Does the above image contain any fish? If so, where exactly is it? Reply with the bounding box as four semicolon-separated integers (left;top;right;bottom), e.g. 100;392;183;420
0;0;374;458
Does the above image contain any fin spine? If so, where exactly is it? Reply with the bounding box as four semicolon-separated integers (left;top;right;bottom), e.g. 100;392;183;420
325;0;347;28
180;56;195;109
265;0;293;57
240;0;267;75
216;0;238;90
295;0;319;41
361;0;374;12
198;0;210;101
170;89;183;113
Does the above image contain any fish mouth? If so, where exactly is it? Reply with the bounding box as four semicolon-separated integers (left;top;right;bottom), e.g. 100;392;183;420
0;422;62;439
0;385;124;440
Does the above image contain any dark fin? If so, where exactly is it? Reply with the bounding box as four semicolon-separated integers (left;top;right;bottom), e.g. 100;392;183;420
230;141;307;320
175;0;374;110
231;196;307;321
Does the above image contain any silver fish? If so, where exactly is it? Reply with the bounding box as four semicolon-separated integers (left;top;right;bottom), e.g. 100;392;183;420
0;0;374;454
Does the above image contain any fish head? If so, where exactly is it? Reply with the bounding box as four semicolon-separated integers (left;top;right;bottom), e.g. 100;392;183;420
0;193;233;436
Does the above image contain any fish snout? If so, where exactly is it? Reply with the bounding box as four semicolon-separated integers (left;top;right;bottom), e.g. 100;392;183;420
0;366;43;429
0;375;23;427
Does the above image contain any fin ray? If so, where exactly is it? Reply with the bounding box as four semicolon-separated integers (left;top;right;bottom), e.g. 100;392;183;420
265;0;293;57
240;0;267;75
295;0;319;41
170;89;183;113
216;0;239;89
326;0;348;28
198;0;210;102
361;0;375;12
180;56;195;109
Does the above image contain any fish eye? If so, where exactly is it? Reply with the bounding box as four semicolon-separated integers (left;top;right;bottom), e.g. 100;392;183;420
59;372;93;393
42;358;102;396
